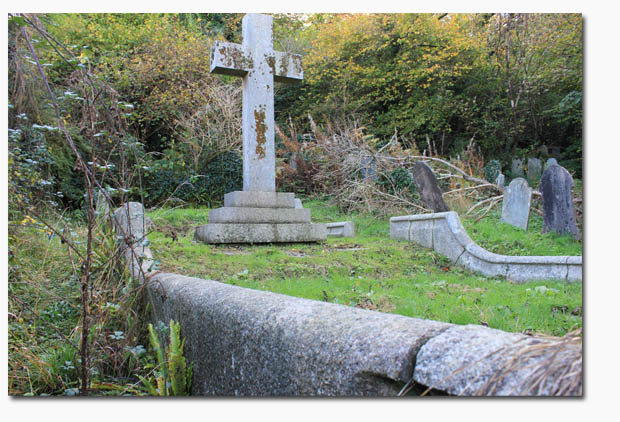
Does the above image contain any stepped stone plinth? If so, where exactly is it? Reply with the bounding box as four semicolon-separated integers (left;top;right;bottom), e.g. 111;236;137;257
195;191;326;244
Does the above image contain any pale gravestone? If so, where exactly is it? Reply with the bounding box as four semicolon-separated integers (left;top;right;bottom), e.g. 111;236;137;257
540;164;579;239
412;161;449;213
527;157;542;187
511;159;525;179
194;14;326;243
501;178;532;230
496;173;505;189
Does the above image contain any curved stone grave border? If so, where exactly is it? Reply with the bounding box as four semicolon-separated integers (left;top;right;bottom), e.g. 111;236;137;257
113;202;582;396
390;211;581;282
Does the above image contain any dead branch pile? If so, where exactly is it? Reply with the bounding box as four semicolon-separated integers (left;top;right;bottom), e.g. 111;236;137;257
277;116;505;217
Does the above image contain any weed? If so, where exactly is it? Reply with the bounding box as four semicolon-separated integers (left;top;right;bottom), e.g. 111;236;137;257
139;320;192;396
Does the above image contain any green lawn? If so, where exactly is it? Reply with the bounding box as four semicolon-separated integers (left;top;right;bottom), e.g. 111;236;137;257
147;199;582;337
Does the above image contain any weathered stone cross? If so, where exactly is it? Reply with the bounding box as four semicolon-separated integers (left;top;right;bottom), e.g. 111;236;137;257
210;13;303;192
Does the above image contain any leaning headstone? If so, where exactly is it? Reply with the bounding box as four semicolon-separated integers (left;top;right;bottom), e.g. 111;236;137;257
511;159;525;179
412;161;449;213
501;178;532;230
195;14;326;243
545;158;558;171
526;157;543;187
540;165;579;239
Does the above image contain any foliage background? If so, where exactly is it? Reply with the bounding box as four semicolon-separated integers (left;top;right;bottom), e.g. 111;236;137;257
9;12;582;214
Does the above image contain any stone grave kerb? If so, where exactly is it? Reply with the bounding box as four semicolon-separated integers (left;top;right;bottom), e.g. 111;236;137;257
210;13;303;192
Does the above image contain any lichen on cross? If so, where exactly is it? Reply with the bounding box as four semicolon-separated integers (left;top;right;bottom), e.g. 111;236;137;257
210;13;303;192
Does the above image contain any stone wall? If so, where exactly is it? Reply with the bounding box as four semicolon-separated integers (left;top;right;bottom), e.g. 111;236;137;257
390;212;582;282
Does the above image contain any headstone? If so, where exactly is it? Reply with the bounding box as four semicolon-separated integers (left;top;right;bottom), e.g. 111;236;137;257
195;14;326;243
361;157;377;181
545;158;558;171
526;157;543;186
95;189;110;219
501;178;532;230
412;161;449;213
540;164;579;239
511;159;525;179
496;173;505;189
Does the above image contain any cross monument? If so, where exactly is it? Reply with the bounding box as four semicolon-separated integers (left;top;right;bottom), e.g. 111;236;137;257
210;13;303;191
195;13;326;244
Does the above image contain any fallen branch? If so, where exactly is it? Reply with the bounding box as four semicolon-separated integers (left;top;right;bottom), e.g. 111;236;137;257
444;183;496;196
474;197;503;223
466;195;504;216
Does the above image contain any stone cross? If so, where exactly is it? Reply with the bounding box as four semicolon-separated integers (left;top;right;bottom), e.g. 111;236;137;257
210;14;303;192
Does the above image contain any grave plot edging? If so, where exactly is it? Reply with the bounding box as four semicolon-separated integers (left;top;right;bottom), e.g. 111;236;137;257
390;212;582;282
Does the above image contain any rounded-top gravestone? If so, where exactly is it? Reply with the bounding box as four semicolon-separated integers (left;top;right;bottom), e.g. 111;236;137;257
501;178;532;230
540;164;579;239
412;161;449;213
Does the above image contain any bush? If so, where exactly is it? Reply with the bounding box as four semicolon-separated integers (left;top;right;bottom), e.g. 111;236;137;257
483;159;502;183
143;151;242;207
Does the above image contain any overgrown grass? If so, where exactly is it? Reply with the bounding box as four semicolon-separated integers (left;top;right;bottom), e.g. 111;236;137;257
147;199;582;337
9;220;155;396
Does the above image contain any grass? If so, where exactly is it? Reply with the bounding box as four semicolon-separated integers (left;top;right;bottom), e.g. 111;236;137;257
147;199;582;337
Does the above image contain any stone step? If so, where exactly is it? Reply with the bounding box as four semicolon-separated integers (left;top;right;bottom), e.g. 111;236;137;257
195;223;327;244
209;207;311;224
224;191;296;208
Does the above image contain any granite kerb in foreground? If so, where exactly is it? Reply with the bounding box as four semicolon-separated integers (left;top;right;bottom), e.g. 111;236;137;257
390;211;582;282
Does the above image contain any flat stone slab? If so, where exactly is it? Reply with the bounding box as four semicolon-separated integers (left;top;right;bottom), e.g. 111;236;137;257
224;191;296;209
413;324;582;396
195;223;327;243
209;207;311;224
326;221;355;237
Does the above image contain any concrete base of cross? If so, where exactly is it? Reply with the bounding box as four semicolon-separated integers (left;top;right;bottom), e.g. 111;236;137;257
194;191;327;244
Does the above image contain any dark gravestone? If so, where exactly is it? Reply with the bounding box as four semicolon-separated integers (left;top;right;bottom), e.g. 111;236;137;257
540;164;579;239
361;157;377;181
412;161;449;212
